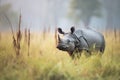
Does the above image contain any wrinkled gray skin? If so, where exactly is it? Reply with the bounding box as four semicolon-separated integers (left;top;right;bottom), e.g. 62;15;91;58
57;27;105;58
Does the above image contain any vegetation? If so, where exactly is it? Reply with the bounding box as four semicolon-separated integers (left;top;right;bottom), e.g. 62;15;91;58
68;0;102;27
0;29;120;80
0;1;120;80
102;0;120;29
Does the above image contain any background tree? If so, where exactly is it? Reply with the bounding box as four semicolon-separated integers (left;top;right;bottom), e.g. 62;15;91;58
102;0;120;30
68;0;102;28
0;3;18;31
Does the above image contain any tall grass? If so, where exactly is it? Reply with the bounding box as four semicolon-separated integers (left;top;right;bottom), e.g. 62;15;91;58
0;30;120;80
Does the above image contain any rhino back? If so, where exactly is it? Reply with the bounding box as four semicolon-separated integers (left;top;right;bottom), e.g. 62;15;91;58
74;29;105;48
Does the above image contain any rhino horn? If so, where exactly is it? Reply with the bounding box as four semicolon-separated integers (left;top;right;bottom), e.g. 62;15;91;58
58;34;61;42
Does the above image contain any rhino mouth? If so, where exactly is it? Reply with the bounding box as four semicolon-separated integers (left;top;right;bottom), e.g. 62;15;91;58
57;45;68;51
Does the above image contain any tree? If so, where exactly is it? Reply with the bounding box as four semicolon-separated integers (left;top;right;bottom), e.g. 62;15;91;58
68;0;102;28
102;0;120;30
0;3;18;31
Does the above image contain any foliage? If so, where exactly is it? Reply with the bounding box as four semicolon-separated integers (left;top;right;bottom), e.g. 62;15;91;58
0;4;18;30
68;0;102;25
0;31;120;80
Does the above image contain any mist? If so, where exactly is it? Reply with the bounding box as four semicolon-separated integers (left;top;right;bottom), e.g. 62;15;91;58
0;0;120;32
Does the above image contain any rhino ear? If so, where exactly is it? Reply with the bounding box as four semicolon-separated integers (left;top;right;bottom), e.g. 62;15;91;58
58;28;65;34
70;26;75;34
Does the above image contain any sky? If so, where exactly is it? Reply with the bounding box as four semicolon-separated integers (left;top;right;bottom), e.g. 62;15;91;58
0;0;106;32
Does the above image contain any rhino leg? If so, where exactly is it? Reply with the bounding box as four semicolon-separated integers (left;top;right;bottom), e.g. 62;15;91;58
86;50;91;55
100;47;105;53
81;48;91;55
68;50;82;59
68;51;73;56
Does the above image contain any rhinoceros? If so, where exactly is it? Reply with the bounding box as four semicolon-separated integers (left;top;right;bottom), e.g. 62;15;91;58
56;27;105;58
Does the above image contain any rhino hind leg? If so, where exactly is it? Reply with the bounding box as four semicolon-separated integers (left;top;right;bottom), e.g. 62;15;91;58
100;47;105;53
100;38;105;53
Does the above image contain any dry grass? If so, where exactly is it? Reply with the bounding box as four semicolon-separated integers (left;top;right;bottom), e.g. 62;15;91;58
0;30;120;80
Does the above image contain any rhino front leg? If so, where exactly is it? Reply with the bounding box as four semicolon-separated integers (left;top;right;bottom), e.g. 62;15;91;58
80;48;91;55
68;51;73;57
86;50;91;55
68;51;77;59
82;48;91;55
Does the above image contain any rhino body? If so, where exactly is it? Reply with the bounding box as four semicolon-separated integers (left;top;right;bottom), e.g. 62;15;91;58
57;27;105;58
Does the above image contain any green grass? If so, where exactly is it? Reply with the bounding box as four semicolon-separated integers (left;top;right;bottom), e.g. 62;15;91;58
0;32;120;80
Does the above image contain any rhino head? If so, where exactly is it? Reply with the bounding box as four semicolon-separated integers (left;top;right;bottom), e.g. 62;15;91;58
56;27;76;55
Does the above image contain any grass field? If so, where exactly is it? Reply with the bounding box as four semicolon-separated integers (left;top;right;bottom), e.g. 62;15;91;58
0;31;120;80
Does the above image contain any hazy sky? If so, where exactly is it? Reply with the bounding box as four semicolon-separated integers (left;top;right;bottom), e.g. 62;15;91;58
0;0;106;32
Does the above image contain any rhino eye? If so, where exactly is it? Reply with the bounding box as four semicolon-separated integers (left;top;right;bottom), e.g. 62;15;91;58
67;40;70;43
